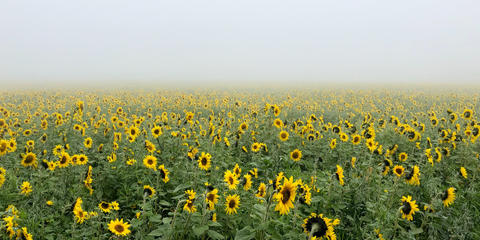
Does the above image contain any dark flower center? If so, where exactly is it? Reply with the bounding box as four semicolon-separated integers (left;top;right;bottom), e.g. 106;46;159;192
281;188;291;204
228;200;236;208
114;224;125;233
402;201;412;215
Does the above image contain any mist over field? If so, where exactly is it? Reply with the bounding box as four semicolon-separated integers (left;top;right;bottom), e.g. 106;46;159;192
1;0;479;89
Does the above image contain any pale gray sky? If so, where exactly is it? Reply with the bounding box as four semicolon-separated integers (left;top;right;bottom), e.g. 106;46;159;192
1;0;479;89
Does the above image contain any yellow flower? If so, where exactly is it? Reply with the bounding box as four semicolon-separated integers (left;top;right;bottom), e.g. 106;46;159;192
108;218;131;236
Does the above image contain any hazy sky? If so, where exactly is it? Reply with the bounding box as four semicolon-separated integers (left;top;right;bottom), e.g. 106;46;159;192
1;0;479;89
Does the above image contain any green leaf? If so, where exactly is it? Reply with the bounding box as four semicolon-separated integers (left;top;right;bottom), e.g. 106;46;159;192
149;214;163;223
207;230;225;240
208;221;222;227
148;224;169;237
192;225;209;237
235;226;255;240
410;227;423;235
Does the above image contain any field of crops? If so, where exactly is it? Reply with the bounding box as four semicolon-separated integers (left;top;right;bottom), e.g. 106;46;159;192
0;89;479;239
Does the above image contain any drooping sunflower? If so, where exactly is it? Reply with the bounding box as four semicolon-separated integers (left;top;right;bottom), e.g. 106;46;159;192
400;195;419;221
183;199;197;213
256;182;267;198
382;159;392;176
108;218;131;237
442;187;455;207
279;130;289;141
274;176;298;215
99;201;112;213
21;152;37;168
0;139;8;156
224;170;239;190
329;139;337;149
460;167;468;179
233;164;242;177
84;137;93;148
143;155;157;171
158;164;170;183
302;213;340;240
299;183;312;205
398;152;408;162
205;188;219;210
242;174;252;191
393;165;405;177
144;140;156;153
351;157;357;168
20;181;32;195
335;165;344;186
143;185;156;198
290;149;302;162
405;165;420;186
225;194;240;215
197;152;212;171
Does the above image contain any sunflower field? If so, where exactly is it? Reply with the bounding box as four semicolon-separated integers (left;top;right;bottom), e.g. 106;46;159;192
0;89;479;239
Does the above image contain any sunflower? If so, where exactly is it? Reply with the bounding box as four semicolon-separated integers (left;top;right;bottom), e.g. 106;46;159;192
405;165;420;186
224;170;239;190
273;118;284;128
183;199;197;213
99;201;112;213
108;218;131;237
460;167;467;179
274;176;298;215
398;152;408;162
382;159;392;176
251;142;261;152
197;152;212;171
329;139;337;149
144;140;156;153
0;139;8;156
233;164;242;177
242;174;252;191
299;184;312;205
143;155;157;171
158;164;170;183
339;132;349;142
76;154;88;165
238;122;248;133
256;183;267;198
151;126;163;138
20;181;32;195
351;134;361;145
279;130;289;141
84;137;93;148
400;195;419;221
351;157;356;168
206;188;219;210
225;194;240;215
302;213;340;240
335;165;344;186
21;152;37;168
393;165;404;177
462;109;473;120
127;125;140;138
57;151;71;168
143;185;156;198
442;187;455;207
17;227;33;240
290;149;302;162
